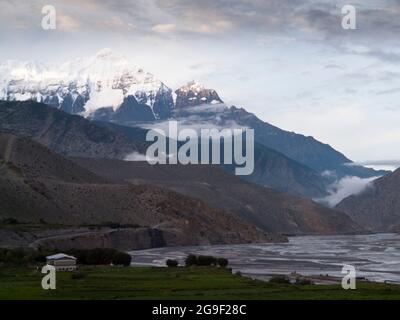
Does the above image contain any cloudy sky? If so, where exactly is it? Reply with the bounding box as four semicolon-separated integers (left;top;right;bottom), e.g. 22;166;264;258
1;0;400;163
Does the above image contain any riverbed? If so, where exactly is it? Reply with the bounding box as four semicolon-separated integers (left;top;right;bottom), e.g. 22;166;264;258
129;233;400;284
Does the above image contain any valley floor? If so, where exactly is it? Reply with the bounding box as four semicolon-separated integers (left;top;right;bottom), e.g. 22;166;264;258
0;266;399;300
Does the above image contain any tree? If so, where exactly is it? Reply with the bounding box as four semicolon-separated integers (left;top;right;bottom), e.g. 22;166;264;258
217;258;229;268
185;254;198;266
68;248;131;266
269;276;291;284
112;252;132;266
166;259;179;267
197;255;217;266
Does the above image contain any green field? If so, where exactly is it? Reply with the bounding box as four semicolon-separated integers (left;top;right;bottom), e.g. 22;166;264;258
0;266;399;300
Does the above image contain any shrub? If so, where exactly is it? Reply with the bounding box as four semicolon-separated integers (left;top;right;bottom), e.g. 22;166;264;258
217;258;229;268
295;277;314;285
184;254;226;267
112;252;132;266
67;250;87;264
197;255;217;266
33;248;54;263
86;248;112;265
0;248;49;266
166;259;179;267
269;276;291;284
185;254;198;267
68;248;131;266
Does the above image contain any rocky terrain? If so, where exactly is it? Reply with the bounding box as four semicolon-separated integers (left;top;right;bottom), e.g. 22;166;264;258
0;100;146;158
174;81;223;109
74;158;362;235
0;100;328;198
336;168;400;232
170;103;385;182
0;49;174;121
223;141;328;198
0;50;385;196
0;133;276;249
0;49;388;239
0;50;384;178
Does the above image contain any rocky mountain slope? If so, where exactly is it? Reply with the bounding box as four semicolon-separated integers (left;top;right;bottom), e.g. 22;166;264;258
0;100;327;198
0;101;361;236
0;133;274;249
223;141;328;198
0;100;146;158
0;49;174;121
0;49;384;195
100;117;328;198
170;103;384;181
174;81;223;109
336;168;400;232
73;158;362;235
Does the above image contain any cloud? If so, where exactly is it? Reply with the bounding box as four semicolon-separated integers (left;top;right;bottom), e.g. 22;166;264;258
57;14;81;31
124;152;148;161
124;151;172;162
376;87;400;95
351;49;400;64
124;151;160;162
2;0;400;163
104;16;135;30
3;0;400;45
319;175;378;207
351;160;400;171
324;64;344;69
185;21;233;34
152;23;176;33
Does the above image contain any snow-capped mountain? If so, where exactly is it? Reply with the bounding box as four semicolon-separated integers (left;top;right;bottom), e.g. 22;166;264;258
0;48;174;121
175;80;223;108
0;49;383;192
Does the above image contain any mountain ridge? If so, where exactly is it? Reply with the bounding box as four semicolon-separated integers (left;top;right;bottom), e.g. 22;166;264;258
0;132;274;249
0;49;386;196
0;49;174;121
73;157;362;235
0;100;328;198
336;168;400;232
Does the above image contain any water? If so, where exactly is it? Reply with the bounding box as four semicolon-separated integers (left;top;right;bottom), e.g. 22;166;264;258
129;233;400;284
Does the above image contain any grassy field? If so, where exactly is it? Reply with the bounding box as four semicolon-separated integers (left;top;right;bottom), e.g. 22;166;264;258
0;266;399;300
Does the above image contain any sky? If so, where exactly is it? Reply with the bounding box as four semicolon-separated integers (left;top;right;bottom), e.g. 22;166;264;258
1;0;400;162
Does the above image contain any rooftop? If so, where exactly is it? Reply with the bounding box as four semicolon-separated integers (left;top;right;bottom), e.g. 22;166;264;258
46;253;77;260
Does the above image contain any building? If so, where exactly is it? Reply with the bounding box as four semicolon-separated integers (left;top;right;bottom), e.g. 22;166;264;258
46;253;77;271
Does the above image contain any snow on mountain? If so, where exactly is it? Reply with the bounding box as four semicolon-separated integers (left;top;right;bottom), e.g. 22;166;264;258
175;80;223;108
178;80;207;93
0;49;226;123
0;48;174;121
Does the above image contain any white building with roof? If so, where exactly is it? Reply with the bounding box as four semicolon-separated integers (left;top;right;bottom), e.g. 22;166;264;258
46;253;77;271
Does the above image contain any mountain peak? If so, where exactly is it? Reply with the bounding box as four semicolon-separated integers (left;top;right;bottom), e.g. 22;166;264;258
95;48;115;59
179;80;205;93
175;81;223;108
0;49;174;121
